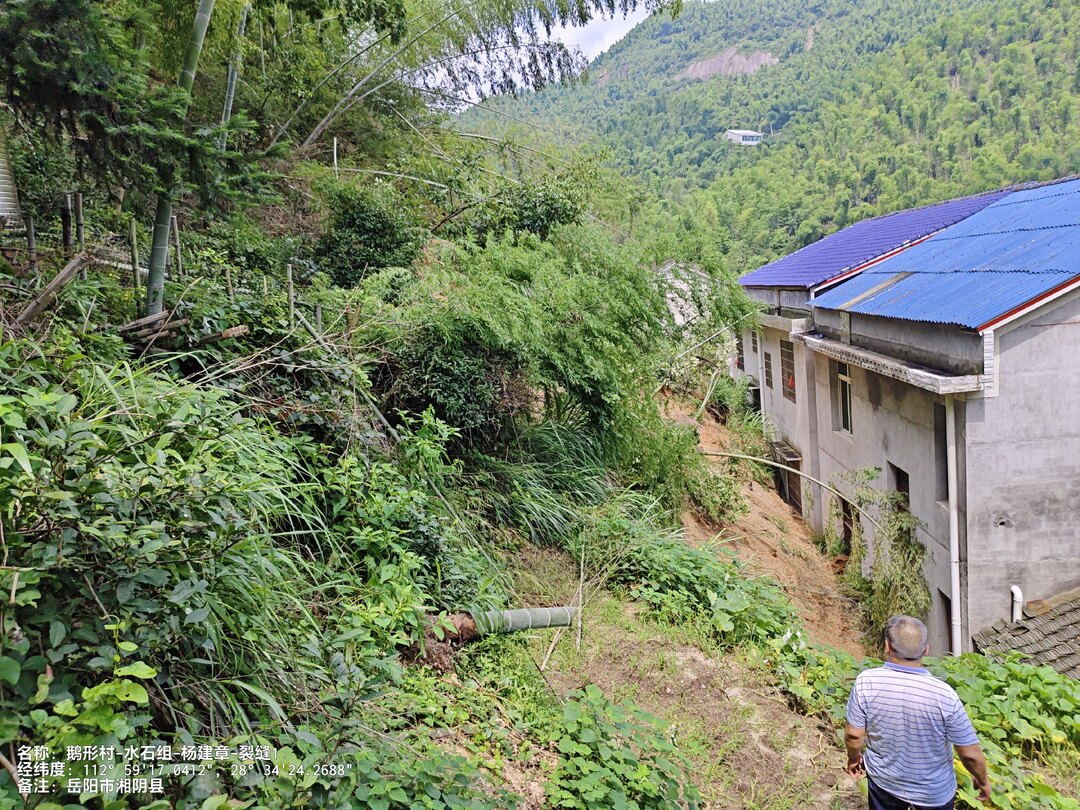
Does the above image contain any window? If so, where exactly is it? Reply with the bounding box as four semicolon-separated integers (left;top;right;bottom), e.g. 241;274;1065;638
751;331;759;353
934;404;949;502
779;340;796;402
763;352;773;388
735;335;744;370
835;361;852;434
888;462;910;513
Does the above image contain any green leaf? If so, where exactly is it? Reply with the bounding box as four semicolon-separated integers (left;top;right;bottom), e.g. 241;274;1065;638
185;606;211;624
0;656;20;686
1;442;32;475
115;662;157;679
49;621;66;648
114;680;149;704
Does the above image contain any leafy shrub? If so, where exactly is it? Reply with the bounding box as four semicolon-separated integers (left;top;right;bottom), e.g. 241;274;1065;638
836;469;932;643
390;330;526;438
545;685;701;809
610;535;797;649
315;182;426;287
470;174;587;241
605;401;746;522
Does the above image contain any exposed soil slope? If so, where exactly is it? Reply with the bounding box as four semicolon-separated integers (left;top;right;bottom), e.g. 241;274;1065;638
668;402;867;657
510;547;864;809
678;46;779;81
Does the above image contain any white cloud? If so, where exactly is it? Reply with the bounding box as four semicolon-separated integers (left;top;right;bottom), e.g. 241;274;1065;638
549;6;651;61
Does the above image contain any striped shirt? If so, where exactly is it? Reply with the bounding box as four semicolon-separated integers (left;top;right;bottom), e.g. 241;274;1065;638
846;661;979;806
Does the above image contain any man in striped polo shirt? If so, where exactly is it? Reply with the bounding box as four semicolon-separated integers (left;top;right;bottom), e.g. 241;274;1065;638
844;615;991;809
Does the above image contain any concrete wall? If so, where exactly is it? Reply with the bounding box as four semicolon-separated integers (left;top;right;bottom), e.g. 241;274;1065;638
744;287;812;313
814;310;984;375
964;289;1080;637
808;351;960;653
752;324;818;523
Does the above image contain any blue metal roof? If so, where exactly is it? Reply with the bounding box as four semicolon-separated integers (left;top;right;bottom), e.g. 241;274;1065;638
739;190;1009;289
811;178;1080;329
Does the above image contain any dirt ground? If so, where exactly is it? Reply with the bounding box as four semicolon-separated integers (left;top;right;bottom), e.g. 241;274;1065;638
668;400;868;658
509;546;865;809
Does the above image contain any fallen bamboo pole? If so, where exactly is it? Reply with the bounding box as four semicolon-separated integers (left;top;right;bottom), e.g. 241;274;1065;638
117;310;169;332
16;252;93;326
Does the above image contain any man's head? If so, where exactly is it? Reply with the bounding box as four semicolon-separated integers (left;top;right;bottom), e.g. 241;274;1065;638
884;615;929;662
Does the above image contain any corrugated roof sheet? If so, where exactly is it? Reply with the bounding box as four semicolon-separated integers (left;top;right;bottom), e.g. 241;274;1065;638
812;177;1080;329
739;190;1009;289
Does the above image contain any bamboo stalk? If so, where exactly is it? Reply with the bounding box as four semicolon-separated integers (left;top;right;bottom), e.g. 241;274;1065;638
171;214;183;277
61;194;73;255
74;193;85;249
134;318;189;338
16;252;93;326
198;325;248;344
118;310;169;333
128;218;141;304
75;193;86;280
225;265;234;300
144;0;217;316
286;263;294;328
218;4;250;151
26;215;37;274
315;303;322;331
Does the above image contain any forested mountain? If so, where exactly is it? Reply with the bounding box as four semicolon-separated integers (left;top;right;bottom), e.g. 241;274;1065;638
468;0;1080;273
3;0;1080;807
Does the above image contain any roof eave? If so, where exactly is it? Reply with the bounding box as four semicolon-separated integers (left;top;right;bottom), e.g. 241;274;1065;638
795;333;987;394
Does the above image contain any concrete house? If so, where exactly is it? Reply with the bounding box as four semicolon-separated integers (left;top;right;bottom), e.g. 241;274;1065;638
734;179;1080;666
725;129;764;146
736;190;1006;519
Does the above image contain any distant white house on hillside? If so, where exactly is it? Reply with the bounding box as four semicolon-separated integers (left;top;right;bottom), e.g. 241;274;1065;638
725;129;763;146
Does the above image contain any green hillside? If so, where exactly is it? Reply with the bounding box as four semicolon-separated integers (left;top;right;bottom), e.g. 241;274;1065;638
465;0;989;190
468;0;1080;272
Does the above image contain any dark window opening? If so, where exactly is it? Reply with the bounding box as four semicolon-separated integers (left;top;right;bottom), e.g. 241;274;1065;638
888;462;910;513
751;331;759;353
934;403;949;502
763;352;773;388
735;335;744;370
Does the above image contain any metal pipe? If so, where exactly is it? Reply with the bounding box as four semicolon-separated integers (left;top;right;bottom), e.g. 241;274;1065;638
946;395;962;656
699;450;883;532
1010;585;1023;623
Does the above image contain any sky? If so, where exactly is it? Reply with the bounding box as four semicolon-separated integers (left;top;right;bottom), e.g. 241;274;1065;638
550;6;651;60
